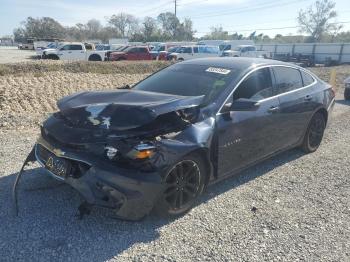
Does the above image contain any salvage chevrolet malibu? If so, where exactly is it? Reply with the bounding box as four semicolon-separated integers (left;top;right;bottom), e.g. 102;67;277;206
13;58;335;220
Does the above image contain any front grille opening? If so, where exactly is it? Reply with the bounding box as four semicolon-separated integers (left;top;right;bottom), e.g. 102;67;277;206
36;144;91;179
69;161;91;179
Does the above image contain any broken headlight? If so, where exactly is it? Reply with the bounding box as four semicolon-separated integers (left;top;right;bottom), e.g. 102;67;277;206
104;146;119;160
126;143;156;160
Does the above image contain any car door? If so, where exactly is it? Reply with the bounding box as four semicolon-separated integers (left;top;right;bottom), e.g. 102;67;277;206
139;47;149;60
216;67;282;176
57;44;72;60
272;66;317;149
182;47;193;60
70;44;85;60
58;44;84;60
126;47;138;60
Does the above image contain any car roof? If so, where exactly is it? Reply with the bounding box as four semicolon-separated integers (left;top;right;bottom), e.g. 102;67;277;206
181;57;296;70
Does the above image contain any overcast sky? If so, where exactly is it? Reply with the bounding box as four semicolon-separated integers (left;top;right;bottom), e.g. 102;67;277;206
0;0;349;37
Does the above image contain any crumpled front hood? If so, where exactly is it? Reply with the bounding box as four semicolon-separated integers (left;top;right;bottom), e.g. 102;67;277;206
57;89;203;131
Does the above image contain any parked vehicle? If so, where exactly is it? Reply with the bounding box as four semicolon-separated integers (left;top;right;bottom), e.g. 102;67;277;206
150;43;179;59
151;42;196;59
109;46;153;61
169;45;220;61
222;45;271;58
36;42;61;57
18;38;35;50
218;40;255;55
158;46;181;60
344;76;350;100
42;42;107;61
14;58;335;220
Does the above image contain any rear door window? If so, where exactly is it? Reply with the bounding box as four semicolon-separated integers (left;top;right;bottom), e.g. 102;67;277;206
233;68;273;101
71;45;83;50
301;71;315;86
273;67;303;94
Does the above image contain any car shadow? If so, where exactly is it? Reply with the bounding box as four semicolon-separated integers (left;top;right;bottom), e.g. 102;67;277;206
0;148;304;261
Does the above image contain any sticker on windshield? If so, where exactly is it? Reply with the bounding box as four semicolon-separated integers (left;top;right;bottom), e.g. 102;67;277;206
205;67;231;75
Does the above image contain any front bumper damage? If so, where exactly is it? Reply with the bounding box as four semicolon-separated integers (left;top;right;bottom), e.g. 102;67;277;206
13;136;165;221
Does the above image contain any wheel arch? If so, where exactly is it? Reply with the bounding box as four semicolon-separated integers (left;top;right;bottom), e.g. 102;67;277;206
88;53;102;61
315;107;328;125
186;147;212;186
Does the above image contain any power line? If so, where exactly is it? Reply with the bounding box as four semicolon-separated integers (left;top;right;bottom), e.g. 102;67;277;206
189;0;312;19
195;21;350;34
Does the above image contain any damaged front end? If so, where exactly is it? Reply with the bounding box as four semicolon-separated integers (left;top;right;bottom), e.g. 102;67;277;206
13;90;215;220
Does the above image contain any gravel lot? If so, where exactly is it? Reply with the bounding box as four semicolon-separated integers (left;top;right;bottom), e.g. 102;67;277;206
0;62;349;261
0;47;36;64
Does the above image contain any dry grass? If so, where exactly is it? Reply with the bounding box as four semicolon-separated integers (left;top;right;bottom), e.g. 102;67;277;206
0;60;171;76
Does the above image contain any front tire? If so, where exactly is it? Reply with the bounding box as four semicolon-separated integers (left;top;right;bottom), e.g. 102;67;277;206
301;112;326;153
155;153;207;217
344;88;350;100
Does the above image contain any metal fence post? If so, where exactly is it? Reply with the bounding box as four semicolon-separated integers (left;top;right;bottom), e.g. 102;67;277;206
338;44;344;64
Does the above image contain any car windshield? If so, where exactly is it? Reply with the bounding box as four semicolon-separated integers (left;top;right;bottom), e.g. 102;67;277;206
233;46;242;51
133;64;238;105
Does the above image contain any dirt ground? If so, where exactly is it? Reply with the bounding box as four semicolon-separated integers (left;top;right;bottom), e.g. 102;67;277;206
0;61;349;261
0;47;36;64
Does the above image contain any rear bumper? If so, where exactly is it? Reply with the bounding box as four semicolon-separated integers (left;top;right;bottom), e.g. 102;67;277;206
34;136;165;220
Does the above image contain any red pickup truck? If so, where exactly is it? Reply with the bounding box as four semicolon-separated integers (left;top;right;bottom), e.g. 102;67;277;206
109;46;153;61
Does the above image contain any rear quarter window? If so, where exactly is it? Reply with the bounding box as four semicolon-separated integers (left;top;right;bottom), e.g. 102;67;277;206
273;67;303;94
301;71;315;86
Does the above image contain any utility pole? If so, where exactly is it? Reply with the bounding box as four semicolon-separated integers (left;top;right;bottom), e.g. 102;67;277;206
175;0;177;17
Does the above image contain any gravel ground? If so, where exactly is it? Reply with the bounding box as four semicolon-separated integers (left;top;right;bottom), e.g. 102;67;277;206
0;63;349;261
0;100;350;260
0;71;148;129
0;47;36;64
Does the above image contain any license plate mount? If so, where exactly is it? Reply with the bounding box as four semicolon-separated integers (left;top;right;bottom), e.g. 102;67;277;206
45;153;71;178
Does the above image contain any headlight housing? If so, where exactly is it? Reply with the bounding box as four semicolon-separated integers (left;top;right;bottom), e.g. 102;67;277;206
127;143;156;160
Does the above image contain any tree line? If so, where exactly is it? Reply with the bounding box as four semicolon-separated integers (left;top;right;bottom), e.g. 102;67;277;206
13;12;195;43
12;0;350;44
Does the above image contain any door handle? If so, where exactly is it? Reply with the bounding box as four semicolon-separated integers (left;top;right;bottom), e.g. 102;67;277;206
68;51;72;53
268;106;279;113
304;95;313;101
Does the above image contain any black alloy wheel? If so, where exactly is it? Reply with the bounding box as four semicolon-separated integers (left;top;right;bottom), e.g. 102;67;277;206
302;112;326;153
156;155;206;217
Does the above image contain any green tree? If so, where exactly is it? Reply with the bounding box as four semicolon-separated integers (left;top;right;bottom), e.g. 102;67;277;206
157;12;179;39
297;0;339;42
13;17;65;41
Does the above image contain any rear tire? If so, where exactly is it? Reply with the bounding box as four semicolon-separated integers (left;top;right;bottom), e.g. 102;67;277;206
344;88;350;100
301;112;326;153
88;54;102;61
177;58;184;62
154;153;207;217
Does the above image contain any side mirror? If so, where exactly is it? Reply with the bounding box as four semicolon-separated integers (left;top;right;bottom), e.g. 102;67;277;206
229;98;260;111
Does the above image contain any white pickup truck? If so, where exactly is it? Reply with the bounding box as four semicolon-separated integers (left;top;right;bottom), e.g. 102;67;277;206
169;45;220;61
42;42;107;61
222;45;271;58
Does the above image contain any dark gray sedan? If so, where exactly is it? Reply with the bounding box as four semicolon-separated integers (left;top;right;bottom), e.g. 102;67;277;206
14;58;335;220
